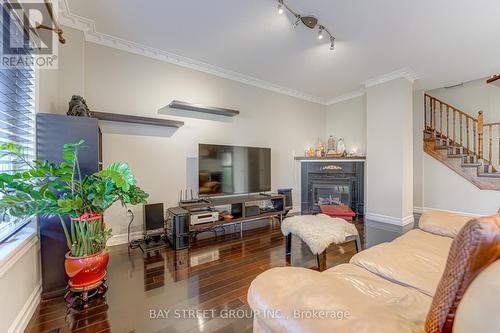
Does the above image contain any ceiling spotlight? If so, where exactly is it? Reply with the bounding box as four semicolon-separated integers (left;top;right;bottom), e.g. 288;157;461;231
330;36;335;50
293;15;302;27
277;0;284;14
318;26;324;40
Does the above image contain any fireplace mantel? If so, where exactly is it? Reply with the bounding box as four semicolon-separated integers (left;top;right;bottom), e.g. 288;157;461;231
294;156;366;162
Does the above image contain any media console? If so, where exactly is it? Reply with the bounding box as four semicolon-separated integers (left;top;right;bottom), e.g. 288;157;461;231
178;193;286;239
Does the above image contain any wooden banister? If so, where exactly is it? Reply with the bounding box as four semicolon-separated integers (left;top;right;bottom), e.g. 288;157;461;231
423;95;500;167
486;74;500;84
424;94;499;172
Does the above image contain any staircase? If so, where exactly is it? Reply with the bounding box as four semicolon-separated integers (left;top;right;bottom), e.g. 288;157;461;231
423;94;500;190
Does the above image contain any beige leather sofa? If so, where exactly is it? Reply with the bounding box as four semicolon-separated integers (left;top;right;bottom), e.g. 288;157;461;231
247;211;500;333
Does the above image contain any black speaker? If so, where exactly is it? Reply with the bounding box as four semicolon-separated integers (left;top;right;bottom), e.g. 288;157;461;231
143;203;165;236
166;207;190;250
278;188;293;214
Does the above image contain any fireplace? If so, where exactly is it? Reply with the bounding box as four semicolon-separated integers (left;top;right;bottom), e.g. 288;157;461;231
313;182;350;206
301;160;364;215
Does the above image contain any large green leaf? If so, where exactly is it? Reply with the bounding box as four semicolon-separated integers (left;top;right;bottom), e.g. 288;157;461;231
95;162;136;191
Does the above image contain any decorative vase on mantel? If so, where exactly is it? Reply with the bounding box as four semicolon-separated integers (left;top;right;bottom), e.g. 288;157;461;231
326;135;336;156
336;137;346;156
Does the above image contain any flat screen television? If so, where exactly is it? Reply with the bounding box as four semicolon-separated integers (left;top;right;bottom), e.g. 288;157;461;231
198;144;271;196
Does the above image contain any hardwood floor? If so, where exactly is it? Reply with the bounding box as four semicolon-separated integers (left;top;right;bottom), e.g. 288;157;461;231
25;219;366;333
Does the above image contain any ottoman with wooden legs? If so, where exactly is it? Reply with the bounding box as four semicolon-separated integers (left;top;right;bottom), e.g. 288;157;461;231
281;214;361;271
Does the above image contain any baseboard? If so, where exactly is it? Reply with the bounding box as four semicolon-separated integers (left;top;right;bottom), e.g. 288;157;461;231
289;205;301;214
107;231;143;247
365;212;415;226
413;206;482;217
413;206;425;214
7;281;41;333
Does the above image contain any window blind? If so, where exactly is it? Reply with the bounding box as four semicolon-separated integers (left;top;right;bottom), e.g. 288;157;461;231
0;4;36;242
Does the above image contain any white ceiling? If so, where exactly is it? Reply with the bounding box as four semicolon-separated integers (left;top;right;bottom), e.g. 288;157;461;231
63;0;500;102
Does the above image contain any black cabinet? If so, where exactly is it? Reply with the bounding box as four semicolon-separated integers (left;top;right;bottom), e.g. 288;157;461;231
36;113;100;299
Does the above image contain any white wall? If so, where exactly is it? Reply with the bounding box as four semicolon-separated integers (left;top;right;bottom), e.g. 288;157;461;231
366;78;414;225
423;155;500;215
49;28;326;237
325;95;366;155
0;231;40;333
428;77;500;122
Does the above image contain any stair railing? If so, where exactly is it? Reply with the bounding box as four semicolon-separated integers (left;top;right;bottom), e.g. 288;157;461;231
425;94;499;172
424;94;479;156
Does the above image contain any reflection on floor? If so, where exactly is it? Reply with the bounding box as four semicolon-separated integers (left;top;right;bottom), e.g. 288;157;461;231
25;216;415;333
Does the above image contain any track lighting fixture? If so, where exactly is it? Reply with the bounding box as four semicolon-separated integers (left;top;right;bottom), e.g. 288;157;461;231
278;0;284;14
275;0;336;51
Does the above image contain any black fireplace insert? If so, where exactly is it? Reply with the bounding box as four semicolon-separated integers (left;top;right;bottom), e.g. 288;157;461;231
301;161;364;215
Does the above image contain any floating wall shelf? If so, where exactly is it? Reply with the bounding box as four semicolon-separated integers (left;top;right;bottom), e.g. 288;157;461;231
168;100;240;117
91;111;184;128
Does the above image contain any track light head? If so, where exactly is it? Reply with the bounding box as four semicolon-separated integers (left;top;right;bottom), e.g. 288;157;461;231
330;36;335;50
293;15;301;27
318;26;324;40
277;0;284;14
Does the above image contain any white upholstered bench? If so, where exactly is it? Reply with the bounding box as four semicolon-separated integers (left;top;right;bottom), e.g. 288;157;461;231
281;214;361;271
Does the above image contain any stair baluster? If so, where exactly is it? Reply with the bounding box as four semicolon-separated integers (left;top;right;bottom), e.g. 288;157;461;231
489;125;493;167
446;105;450;144
459;115;463;146
439;103;443;141
433;99;437;138
465;116;470;155
453;109;456;144
478;111;484;160
424;95;427;129
473;119;477;155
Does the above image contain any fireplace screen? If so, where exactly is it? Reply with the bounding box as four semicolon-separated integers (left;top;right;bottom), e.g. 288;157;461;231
314;184;351;207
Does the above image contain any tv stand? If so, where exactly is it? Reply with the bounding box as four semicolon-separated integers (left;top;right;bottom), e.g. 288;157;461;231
178;193;286;241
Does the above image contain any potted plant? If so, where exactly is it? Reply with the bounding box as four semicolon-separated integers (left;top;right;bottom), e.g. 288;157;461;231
0;140;148;291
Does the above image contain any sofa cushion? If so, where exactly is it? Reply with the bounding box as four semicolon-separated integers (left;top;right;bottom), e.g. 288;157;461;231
247;264;432;333
350;229;453;296
453;260;500;333
424;214;500;333
419;211;475;238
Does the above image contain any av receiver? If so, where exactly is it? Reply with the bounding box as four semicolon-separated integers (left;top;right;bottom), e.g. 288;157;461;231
190;209;219;225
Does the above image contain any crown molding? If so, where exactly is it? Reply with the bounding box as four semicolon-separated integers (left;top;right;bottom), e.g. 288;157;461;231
57;0;328;105
325;88;366;105
362;67;419;88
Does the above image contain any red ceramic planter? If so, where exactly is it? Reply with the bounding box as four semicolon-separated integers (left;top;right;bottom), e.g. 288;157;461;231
64;249;109;290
